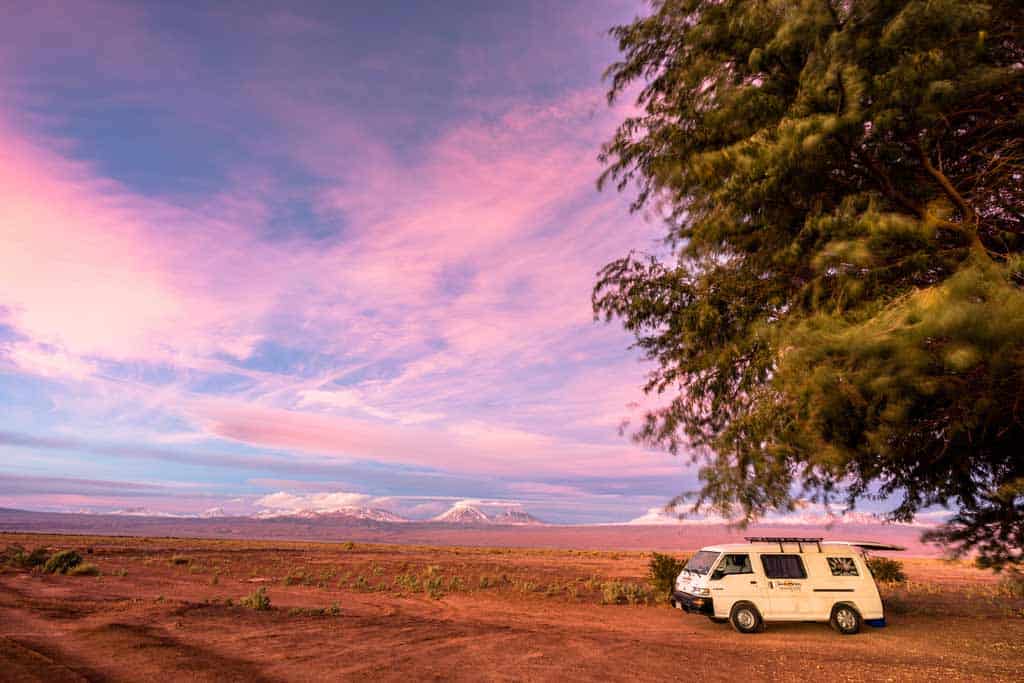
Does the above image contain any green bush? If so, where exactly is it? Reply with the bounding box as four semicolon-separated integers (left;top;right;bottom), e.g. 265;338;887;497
240;586;271;611
867;557;907;583
648;552;687;598
68;563;100;577
44;550;83;575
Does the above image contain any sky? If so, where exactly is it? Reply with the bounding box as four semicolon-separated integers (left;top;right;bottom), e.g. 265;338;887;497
0;0;718;524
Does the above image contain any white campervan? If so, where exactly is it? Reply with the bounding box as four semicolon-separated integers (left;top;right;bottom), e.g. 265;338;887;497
669;537;903;634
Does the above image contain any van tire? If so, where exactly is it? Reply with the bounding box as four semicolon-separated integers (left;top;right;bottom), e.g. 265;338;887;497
729;602;764;634
830;603;861;635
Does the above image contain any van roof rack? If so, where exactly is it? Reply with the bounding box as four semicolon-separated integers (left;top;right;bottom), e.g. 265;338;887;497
745;536;823;552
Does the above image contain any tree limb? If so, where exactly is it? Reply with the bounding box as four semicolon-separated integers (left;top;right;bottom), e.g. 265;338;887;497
918;140;977;226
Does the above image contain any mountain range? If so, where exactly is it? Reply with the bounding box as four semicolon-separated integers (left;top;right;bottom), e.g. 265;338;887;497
104;503;545;525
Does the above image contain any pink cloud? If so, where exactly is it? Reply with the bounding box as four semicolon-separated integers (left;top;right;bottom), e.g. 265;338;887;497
192;398;679;479
0;52;666;493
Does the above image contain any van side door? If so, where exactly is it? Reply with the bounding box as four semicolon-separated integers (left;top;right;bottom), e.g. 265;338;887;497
709;553;767;616
760;554;810;618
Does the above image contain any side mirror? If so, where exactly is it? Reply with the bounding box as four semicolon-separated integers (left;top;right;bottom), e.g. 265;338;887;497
710;569;725;581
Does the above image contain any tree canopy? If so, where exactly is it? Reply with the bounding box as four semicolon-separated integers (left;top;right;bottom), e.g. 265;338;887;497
595;0;1024;568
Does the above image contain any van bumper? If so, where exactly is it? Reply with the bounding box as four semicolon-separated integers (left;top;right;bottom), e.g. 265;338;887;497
670;591;714;616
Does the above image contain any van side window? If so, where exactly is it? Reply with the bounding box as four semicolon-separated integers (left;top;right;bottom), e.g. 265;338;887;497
717;554;752;575
761;554;807;579
827;557;859;577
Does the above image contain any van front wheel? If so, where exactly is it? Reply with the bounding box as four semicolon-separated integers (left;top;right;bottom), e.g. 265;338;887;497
830;604;861;635
729;602;763;634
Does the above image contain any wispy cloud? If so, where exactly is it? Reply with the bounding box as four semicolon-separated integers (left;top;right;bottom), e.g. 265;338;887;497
0;1;691;524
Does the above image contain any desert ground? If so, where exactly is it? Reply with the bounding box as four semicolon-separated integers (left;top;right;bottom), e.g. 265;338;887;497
1;532;1022;682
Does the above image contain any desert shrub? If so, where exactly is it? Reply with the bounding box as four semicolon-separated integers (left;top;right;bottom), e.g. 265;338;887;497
867;557;907;583
601;581;654;605
4;545;51;569
999;570;1024;599
240;586;271;611
394;573;421;592
44;550;83;575
424;575;444;599
0;545;22;565
284;571;305;586
288;603;341;618
648;552;686;599
170;555;189;566
68;563;100;577
288;607;324;617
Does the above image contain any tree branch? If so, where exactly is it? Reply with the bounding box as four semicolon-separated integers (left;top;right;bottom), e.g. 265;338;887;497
852;147;925;218
918;140;977;226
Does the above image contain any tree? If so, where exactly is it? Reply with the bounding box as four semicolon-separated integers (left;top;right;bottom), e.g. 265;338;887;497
594;0;1024;569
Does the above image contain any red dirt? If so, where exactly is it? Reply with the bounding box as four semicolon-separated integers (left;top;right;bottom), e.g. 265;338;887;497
1;533;1021;682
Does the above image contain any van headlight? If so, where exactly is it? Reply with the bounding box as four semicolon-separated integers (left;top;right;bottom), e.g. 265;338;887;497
693;587;711;597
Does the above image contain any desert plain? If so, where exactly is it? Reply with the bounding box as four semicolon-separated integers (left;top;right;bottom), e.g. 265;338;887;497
1;528;1022;682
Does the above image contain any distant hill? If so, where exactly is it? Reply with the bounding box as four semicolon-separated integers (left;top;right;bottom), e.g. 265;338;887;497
432;504;491;524
491;509;544;525
431;505;545;525
0;507;938;555
254;506;408;523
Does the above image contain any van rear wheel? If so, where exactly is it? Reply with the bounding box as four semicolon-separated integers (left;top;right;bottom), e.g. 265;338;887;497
729;602;763;634
830;604;861;635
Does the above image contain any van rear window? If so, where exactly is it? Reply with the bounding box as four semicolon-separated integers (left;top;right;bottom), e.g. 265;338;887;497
761;554;807;579
827;557;859;576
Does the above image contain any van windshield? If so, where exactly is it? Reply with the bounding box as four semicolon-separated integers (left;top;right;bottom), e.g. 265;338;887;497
683;551;720;575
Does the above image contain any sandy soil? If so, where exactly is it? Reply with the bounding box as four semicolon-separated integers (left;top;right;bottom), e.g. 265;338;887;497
1;533;1021;682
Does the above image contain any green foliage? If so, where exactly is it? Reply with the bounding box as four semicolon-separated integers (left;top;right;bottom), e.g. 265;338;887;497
240;586;271;611
648;552;687;598
44;550;83;575
866;557;907;583
596;0;1024;568
68;563;101;577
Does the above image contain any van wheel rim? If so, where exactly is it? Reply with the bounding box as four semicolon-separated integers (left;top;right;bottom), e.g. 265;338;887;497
736;610;755;629
836;609;856;630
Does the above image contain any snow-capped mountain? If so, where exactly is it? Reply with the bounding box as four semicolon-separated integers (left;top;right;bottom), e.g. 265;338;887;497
492;509;544;525
199;507;227;519
431;505;544;525
108;507;190;518
255;506;408;523
432;504;491;524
